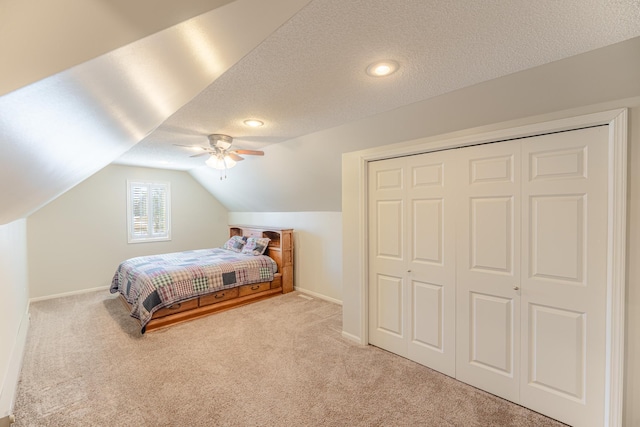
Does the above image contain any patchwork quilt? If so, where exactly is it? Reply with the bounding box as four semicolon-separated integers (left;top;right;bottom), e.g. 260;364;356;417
110;248;277;333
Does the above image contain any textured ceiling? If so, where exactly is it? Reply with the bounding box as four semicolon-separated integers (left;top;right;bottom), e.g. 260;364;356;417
0;0;310;224
115;0;640;170
1;0;640;222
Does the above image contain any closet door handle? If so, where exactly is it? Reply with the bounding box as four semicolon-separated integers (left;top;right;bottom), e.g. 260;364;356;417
513;286;520;291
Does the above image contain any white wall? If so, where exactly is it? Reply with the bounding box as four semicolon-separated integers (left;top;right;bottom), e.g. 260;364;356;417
27;164;229;299
343;100;640;426
228;212;342;303
0;219;29;418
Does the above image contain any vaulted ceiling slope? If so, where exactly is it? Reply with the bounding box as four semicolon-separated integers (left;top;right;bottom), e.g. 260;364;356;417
120;0;640;211
0;0;237;96
1;1;639;224
0;0;310;225
117;0;640;171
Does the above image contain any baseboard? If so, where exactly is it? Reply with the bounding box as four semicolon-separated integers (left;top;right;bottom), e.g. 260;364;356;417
294;287;342;305
0;306;29;421
29;285;109;303
0;414;15;427
341;330;364;345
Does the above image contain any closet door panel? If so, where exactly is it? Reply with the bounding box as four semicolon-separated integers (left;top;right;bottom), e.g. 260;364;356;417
469;292;514;375
520;126;608;427
527;304;586;398
456;141;521;403
470;196;513;273
412;199;443;264
406;151;456;377
375;274;404;336
368;158;407;355
411;280;443;350
530;194;585;282
376;200;404;260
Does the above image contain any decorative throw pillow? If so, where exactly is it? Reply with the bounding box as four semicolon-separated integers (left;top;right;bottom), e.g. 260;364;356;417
222;235;246;252
241;237;270;256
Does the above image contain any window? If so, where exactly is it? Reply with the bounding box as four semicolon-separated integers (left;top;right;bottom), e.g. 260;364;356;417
127;180;171;243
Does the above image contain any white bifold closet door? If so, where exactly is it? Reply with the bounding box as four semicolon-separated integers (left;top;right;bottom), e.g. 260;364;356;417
369;125;609;427
368;149;457;377
518;126;608;426
455;139;522;401
456;127;608;426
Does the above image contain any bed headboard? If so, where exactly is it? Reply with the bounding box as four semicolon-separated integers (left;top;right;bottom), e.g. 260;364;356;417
229;225;294;293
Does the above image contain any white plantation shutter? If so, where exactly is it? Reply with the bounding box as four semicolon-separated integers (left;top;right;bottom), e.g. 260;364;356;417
127;181;171;242
131;184;149;236
151;186;166;235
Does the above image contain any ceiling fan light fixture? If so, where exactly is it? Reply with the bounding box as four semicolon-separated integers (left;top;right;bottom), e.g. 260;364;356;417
366;60;399;77
206;154;236;170
243;119;264;127
223;156;237;169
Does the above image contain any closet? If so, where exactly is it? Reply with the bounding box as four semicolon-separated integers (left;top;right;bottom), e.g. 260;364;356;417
368;125;608;427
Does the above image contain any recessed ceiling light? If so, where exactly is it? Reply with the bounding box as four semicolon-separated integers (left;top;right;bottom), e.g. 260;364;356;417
366;60;399;77
244;119;264;127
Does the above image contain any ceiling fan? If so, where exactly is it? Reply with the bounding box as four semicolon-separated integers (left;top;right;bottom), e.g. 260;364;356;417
175;133;264;173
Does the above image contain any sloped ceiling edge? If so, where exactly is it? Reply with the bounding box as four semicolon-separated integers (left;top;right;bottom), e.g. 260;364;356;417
0;0;311;225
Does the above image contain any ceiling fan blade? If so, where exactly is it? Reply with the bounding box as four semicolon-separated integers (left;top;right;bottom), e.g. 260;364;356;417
174;144;211;153
189;152;209;158
234;149;264;156
227;152;245;162
173;144;202;148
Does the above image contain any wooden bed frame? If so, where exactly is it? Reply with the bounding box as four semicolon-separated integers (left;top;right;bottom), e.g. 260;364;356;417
119;225;293;332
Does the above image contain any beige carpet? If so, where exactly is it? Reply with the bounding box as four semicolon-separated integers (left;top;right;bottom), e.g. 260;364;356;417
14;291;565;426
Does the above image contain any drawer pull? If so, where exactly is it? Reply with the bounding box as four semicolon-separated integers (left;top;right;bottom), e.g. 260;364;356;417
167;303;181;310
215;293;225;299
251;285;260;290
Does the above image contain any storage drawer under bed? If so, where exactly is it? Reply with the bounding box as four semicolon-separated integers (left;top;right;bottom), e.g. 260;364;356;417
238;282;271;297
149;278;281;320
151;298;199;319
199;287;240;306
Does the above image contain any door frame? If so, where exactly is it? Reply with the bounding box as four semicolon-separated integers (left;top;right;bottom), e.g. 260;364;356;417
343;108;627;426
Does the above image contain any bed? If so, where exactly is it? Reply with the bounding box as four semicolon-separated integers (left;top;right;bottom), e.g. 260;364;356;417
110;225;293;333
